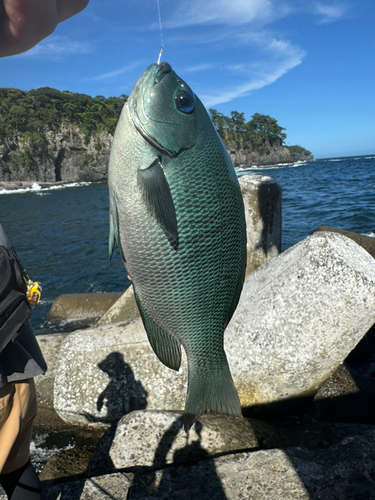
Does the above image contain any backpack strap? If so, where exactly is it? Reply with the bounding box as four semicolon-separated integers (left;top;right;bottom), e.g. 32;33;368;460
0;246;31;353
0;290;31;352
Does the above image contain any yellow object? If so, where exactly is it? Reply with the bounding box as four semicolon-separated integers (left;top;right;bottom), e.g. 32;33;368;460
26;281;42;306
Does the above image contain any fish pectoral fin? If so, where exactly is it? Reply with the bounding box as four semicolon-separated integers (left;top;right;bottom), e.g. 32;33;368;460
134;289;181;371
137;158;179;250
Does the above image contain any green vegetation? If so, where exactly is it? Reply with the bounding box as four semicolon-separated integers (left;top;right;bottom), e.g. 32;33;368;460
285;145;312;158
209;109;311;157
0;87;311;160
0;87;127;144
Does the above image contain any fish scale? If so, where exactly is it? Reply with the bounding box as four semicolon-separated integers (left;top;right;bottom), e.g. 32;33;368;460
108;62;246;430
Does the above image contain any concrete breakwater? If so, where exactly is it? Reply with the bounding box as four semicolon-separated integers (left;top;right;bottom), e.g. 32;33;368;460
2;174;375;499
31;227;375;499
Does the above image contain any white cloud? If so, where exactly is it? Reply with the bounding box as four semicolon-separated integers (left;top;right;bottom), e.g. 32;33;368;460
18;36;91;58
313;2;348;24
199;37;306;107
183;63;218;74
163;0;276;28
91;62;142;81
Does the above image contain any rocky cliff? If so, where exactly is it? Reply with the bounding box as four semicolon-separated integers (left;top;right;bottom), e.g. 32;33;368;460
228;143;313;168
0;124;112;183
0;128;312;184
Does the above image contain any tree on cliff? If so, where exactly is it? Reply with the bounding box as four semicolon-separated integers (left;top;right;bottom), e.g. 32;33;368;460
209;109;288;153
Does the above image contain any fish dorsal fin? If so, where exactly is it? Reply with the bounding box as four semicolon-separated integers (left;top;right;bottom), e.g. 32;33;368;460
134;289;181;371
138;158;179;250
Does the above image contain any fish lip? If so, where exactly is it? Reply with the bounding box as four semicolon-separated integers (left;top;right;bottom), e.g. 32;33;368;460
154;62;172;85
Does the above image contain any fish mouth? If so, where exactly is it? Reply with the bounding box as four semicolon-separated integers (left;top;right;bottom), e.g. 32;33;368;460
129;62;176;158
154;62;172;84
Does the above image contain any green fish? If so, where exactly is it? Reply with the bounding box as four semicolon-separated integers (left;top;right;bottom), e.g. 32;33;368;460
108;62;246;431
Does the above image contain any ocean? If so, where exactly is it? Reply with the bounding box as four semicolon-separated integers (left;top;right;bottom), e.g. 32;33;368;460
0;155;374;334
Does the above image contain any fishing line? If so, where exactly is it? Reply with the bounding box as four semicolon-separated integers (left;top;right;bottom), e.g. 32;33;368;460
156;0;164;64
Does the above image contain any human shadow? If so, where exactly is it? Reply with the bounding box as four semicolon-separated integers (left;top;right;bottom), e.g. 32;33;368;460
128;417;228;499
42;352;147;499
86;352;148;477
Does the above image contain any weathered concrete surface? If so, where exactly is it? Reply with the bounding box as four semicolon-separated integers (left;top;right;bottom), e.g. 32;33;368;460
312;225;375;259
107;410;375;472
53;321;188;426
54;232;375;426
227;231;375;408
97;287;140;326
41;430;375;500
312;322;375;424
109;411;255;470
239;174;281;274
35;333;68;409
47;292;122;325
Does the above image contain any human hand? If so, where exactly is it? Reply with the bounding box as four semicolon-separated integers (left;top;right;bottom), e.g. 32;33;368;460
0;0;89;57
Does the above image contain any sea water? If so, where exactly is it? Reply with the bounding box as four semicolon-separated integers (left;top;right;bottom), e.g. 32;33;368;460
0;155;374;333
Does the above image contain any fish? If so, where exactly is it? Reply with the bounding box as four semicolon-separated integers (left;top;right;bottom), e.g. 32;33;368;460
108;61;247;431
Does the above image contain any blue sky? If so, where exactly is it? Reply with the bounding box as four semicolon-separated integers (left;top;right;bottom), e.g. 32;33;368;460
1;0;374;158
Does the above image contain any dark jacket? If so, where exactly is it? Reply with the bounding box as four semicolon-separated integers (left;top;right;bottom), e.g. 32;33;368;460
0;223;47;388
0;320;47;387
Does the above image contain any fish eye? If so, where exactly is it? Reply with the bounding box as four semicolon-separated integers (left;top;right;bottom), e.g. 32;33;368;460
175;92;195;114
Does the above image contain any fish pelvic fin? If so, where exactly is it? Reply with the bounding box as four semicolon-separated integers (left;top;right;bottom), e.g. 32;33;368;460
109;189;126;261
137;158;179;250
183;354;241;432
134;289;181;371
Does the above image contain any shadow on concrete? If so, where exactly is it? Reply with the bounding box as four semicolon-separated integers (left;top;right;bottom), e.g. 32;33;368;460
41;351;147;499
127;417;228;500
42;326;375;499
256;181;282;255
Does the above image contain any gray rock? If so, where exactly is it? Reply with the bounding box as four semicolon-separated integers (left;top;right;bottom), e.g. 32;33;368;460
80;473;134;499
54;232;375;425
239;174;281;274
97;287;140;326
0;124;113;183
227;231;375;408
35;333;68;409
126;431;375;499
53;321;187;426
107;410;375;472
41;430;375;500
312;225;375;259
48;292;122;325
229;143;312;168
109;411;256;470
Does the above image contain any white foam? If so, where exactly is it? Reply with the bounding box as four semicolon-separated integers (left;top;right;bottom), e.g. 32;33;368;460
30;434;74;473
0;182;91;195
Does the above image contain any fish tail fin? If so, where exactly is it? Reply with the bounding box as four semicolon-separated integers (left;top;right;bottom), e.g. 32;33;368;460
183;355;241;432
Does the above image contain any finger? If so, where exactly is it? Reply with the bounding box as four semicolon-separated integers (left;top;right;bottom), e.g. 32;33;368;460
56;0;89;23
0;0;58;57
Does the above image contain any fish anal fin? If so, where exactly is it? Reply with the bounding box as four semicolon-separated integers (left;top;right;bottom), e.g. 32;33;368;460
134;289;181;371
138;158;179;250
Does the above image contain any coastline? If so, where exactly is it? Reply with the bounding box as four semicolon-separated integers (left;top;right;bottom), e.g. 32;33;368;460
0;180;92;194
0;159;313;194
